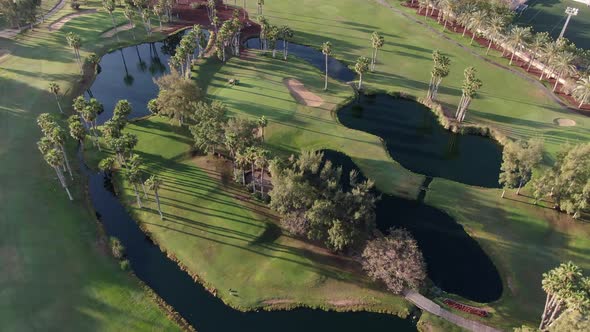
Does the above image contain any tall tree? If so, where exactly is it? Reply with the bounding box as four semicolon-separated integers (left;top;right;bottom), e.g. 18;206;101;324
254;148;270;197
467;10;487;45
124;164;143;208
354;56;370;90
540;41;560;80
154;70;202;125
103;0;119;42
527;32;550;72
123;5;136;40
426;50;450;101
145;175;164;219
48;82;63;113
257;0;264;15
42;148;73;201
551;51;576;92
506;26;532;66
190;101;227;155
455;66;482;122
257;115;268;142
573;76;590;108
66;32;83;71
362;228;427;294
484;15;506;55
267;25;280;58
321;41;332;90
498;138;544;197
68;115;87;151
279;25;293;60
370;31;384;72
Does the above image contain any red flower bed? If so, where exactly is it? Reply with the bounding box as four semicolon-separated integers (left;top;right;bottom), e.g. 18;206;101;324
443;299;489;317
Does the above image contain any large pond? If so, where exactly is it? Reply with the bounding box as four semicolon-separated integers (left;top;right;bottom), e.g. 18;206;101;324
322;150;503;303
81;159;417;331
244;37;356;82
337;94;503;187
90;30;209;124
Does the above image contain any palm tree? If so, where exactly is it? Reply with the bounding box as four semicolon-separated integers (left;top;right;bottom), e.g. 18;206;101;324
456;11;471;38
539;262;584;330
103;0;119;42
68;115;87;150
551;51;576;92
506;26;532;66
455;66;482;122
427;50;450;101
243;0;247;19
235;151;249;185
48;82;63;113
47;125;73;180
438;0;456;31
540;41;560;80
257;0;264;15
258;115;268;142
43;148;73;201
124;165;143;208
467;10;487;45
145;175;164;220
354;56;370;90
66;32;83;71
370;32;384;72
123;5;136;40
254;149;269;197
484;15;505;55
527;32;550;71
280;25;293;60
322;41;332;90
245;146;258;193
573;76;590;108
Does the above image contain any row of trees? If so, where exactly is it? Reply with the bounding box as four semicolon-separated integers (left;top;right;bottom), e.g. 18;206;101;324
0;0;40;30
256;16;293;60
169;25;207;78
415;0;590;108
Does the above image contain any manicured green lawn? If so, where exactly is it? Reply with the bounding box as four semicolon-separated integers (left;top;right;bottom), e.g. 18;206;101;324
516;0;590;49
0;2;181;331
107;115;412;315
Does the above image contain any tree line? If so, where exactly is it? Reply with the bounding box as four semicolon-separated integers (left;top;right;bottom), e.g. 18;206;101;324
414;0;590;108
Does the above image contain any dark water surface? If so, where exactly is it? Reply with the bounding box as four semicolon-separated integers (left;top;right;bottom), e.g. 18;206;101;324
90;30;209;124
244;37;356;82
82;160;417;331
337;94;502;187
321;150;503;303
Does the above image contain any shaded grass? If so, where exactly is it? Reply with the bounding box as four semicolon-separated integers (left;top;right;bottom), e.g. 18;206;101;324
106;116;412;314
0;2;182;331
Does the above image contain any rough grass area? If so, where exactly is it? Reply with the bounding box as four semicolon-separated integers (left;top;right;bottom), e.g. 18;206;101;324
0;1;181;330
105;116;412;315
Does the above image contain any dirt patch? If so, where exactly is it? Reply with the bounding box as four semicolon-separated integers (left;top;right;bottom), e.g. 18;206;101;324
553;118;576;127
328;299;366;306
284;78;324;107
101;22;134;38
48;9;97;32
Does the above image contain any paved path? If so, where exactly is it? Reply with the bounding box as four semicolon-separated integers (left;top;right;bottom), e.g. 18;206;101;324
373;0;582;115
0;0;66;39
404;290;502;332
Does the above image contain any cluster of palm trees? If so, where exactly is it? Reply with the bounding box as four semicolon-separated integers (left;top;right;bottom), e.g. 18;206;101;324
169;25;207;77
539;262;590;330
37;114;75;201
455;66;482;122
256;16;294;60
217;11;243;61
235;146;271;196
414;0;590;108
426;50;450;101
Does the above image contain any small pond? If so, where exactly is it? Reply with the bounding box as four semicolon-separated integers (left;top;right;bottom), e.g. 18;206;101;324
337;94;502;187
322;150;503;303
244;37;356;82
90;30;209;124
82;159;417;331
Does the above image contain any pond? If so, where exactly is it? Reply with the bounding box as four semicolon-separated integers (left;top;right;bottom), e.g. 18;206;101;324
244;37;356;82
321;150;503;303
90;29;209;124
82;159;417;331
337;94;503;188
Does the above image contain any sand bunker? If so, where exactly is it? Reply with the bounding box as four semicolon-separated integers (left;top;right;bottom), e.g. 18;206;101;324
284;78;324;107
554;118;576;127
48;9;96;32
101;23;135;38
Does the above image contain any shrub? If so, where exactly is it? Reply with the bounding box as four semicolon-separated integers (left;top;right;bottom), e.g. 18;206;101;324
119;259;131;271
70;0;81;9
109;237;125;259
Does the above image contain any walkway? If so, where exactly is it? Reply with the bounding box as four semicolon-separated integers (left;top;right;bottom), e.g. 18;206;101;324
0;0;66;39
404;290;502;332
373;0;580;115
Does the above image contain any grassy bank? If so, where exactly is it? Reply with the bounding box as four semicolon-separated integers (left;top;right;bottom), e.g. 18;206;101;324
0;2;182;330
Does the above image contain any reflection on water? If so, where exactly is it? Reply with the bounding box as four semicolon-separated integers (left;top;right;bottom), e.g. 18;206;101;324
338;94;502;187
322;150;503;303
